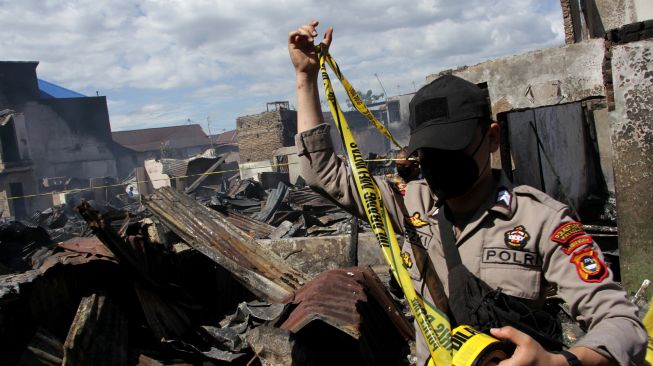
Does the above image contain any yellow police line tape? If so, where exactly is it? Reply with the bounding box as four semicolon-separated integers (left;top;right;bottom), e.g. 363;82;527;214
644;297;653;366
2;158;411;202
322;52;402;150
317;46;453;365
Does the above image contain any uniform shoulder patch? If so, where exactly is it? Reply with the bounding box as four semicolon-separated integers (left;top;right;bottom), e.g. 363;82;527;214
504;225;530;250
551;221;586;244
570;247;608;283
401;251;413;269
406;212;429;228
560;235;594;255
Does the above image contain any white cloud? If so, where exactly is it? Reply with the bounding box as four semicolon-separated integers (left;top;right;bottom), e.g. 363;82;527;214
0;0;565;130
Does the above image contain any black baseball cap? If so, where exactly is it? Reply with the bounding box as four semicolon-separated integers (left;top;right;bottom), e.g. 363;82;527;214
407;74;491;155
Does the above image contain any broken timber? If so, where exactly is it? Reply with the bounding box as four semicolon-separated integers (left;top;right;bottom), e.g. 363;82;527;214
62;293;128;366
143;187;306;302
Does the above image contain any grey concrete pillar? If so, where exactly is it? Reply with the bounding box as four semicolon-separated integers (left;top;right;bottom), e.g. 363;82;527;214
609;39;653;293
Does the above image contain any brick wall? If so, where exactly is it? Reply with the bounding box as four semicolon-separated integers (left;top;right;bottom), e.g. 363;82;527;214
236;110;297;163
560;0;576;44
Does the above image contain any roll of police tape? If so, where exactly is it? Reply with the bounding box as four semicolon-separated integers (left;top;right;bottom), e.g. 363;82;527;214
450;325;508;366
427;325;509;366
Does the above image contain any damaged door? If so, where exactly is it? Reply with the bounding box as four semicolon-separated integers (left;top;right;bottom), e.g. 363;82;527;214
503;102;597;217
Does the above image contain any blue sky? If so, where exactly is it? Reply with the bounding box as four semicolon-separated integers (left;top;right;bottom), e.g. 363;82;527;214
0;0;564;134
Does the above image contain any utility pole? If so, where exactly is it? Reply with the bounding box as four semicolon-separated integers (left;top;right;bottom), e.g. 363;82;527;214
207;116;215;152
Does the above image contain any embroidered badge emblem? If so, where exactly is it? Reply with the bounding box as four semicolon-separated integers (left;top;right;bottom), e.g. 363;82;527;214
560;235;593;255
570;247;608;283
504;225;530;250
551;221;585;244
401;251;413;269
406;213;429;228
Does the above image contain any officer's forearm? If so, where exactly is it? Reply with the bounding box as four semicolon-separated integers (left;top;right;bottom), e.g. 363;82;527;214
296;72;324;133
569;346;616;366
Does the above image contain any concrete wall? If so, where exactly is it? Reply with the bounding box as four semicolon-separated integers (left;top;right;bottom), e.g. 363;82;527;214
592;108;616;194
387;93;414;147
0;169;50;219
11;113;31;161
144;159;171;189
274;146;301;184
635;0;653;21
21;98;118;180
239;160;274;181
595;0;638;31
609;39;653;292
257;233;383;279
426;39;606;117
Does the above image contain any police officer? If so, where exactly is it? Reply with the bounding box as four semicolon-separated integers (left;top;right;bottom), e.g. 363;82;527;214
388;147;422;196
288;20;647;365
396;148;421;183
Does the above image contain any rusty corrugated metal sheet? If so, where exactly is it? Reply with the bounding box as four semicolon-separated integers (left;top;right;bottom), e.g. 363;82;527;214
220;209;275;239
280;267;413;340
57;236;115;259
38;237;118;271
288;187;338;208
279;267;414;365
112;124;211;152
143;187;307;302
160;158;189;177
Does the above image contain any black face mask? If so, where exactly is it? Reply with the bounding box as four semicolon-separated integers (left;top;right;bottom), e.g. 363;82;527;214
420;131;489;200
396;165;416;181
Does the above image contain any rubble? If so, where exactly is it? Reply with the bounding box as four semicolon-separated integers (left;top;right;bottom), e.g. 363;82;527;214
0;173;412;365
141;186;306;302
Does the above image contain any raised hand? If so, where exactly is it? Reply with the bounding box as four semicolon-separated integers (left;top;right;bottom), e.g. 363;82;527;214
288;20;333;77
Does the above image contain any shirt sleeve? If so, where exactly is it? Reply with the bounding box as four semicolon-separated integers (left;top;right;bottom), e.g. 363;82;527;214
540;207;647;366
295;123;403;232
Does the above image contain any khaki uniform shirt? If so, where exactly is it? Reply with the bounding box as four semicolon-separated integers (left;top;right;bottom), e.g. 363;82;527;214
296;124;646;366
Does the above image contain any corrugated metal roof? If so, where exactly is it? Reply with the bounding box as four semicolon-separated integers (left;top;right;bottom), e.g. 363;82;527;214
112;124;211;152
280;267;414;340
160;158;189;177
37;79;86;99
211;129;238;145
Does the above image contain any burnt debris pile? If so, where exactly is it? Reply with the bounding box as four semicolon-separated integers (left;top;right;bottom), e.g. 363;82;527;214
0;180;413;366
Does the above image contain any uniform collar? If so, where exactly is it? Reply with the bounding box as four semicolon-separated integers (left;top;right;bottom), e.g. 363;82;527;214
427;170;517;221
488;170;517;219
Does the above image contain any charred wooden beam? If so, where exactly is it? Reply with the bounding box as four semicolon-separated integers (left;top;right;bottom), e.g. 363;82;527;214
19;328;64;366
62;293;128;366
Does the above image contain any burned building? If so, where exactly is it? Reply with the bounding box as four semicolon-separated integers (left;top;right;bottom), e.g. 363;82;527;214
236;102;297;183
0;61;128;219
237;102;296;163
